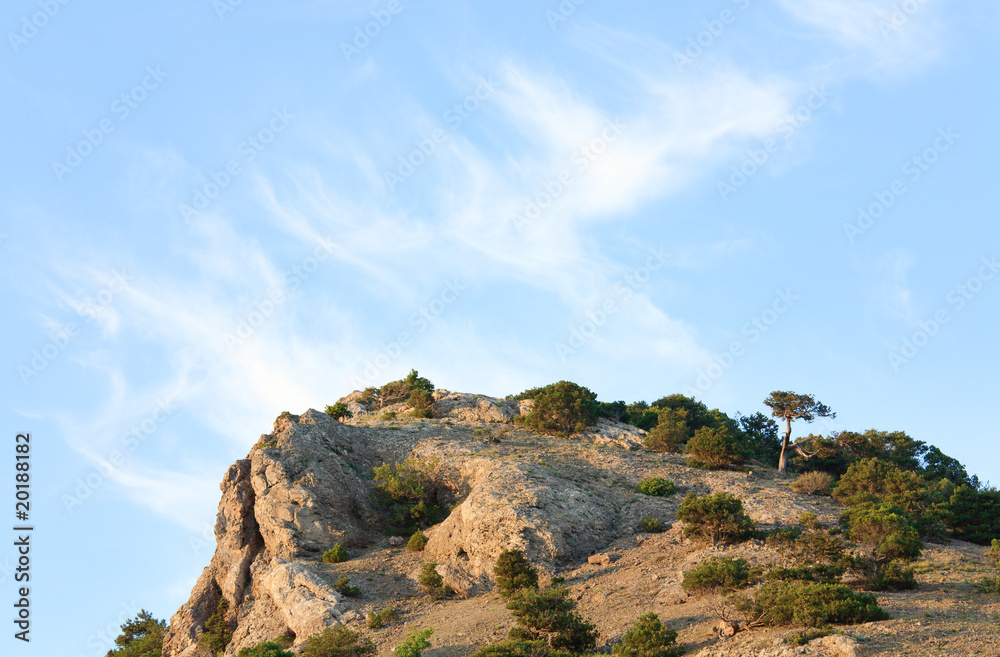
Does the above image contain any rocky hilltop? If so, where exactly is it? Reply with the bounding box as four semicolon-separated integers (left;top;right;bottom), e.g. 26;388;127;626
163;391;1000;657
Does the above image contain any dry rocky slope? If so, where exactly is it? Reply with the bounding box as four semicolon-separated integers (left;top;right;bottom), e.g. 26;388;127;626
164;391;1000;657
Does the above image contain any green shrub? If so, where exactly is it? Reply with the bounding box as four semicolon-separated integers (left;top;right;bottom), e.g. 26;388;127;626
366;607;399;629
643;417;688;453
943;485;1000;544
469;640;575;657
408;389;434;418
107;609;167;657
333;575;361;597
324;403;353;420
727;581;889;629
991;539;1000;569
676;492;755;546
381;411;397;421
419;563;451;600
842;502;923;564
776;529;847;567
520;381;599;436
799;512;819;529
791;472;834;496
865;561;917;591
495;549;540;600
323;544;348;564
765;564;845;584
840;502;922;590
200;598;233;656
833;458;926;516
506;586;597;653
976;576;1000;594
407;530;428;552
682;557;757;594
237;641;294;657
613;613;684;657
636;478;676;497
637;517;663;533
395;628;433;657
301;626;376;657
685;426;745;470
373;458;444;534
404;369;434;393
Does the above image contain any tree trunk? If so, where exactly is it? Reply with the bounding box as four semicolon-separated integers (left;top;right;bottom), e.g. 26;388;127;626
777;417;793;473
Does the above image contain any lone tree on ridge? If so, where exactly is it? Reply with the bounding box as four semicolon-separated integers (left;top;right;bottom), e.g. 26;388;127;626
763;391;835;474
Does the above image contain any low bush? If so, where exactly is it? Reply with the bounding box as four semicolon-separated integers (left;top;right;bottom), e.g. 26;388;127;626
324;403;353;421
613;613;684;657
643;418;688;453
991;539;1000;569
373;458;444;534
791;472;834;496
495;550;540;600
637;517;663;533
419;563;451;600
682;557;758;594
765;564;845;584
725;581;889;629
381;411;397;421
323;544;348;564
676;492;755;546
520;381;599;437
685;426;745;470
366;607;399;629
408;389;434;419
407;530;428;552
237;641;294;657
506;585;597;653
864;560;917;591
636;478;676;497
395;628;433;657
976;576;1000;594
333;575;360;597
799;512;820;529
302;626;376;657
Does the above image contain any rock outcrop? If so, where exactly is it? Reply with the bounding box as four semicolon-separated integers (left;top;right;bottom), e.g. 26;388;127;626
164;410;412;657
163;396;666;656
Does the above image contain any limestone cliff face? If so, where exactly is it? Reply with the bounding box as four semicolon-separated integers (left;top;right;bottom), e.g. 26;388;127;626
163;393;660;656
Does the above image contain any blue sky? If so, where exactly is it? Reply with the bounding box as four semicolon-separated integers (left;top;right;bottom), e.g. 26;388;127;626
2;0;998;654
